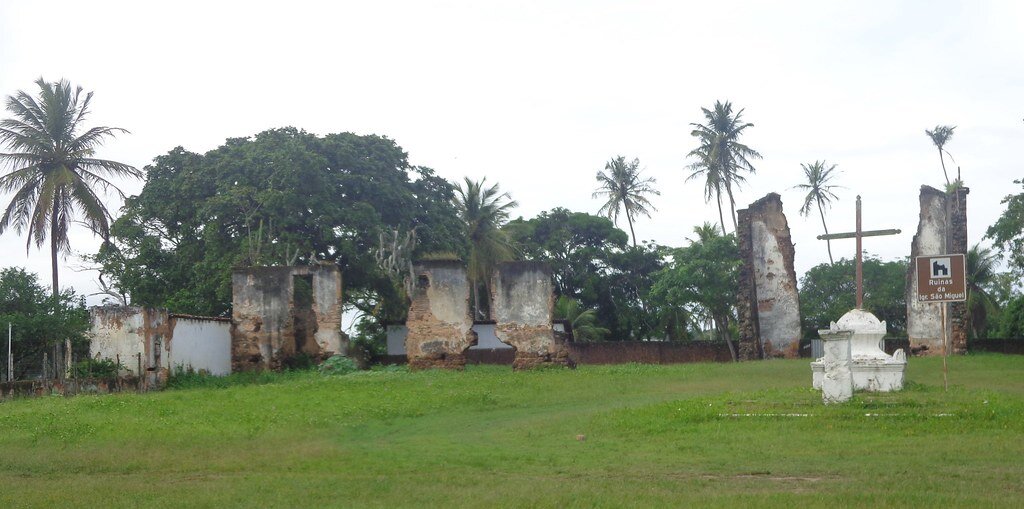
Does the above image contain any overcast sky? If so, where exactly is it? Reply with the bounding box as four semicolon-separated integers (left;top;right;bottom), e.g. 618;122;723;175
1;1;1021;305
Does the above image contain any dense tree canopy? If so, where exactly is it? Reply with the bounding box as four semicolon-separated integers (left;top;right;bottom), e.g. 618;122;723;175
0;267;89;379
95;128;462;316
798;256;908;338
986;179;1024;277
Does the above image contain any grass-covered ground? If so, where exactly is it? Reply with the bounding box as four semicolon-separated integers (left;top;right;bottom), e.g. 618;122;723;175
1;355;1022;508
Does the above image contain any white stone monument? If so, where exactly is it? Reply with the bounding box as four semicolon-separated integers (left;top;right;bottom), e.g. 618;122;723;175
818;329;853;404
812;309;906;392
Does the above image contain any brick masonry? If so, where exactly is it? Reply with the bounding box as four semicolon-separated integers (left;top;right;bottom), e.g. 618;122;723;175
490;262;571;370
404;261;478;370
736;193;802;359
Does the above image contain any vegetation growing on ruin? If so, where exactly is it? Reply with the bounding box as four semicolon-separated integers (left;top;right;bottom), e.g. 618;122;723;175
1;356;1021;507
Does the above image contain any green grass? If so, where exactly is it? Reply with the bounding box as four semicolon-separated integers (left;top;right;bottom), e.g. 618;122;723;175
1;354;1022;508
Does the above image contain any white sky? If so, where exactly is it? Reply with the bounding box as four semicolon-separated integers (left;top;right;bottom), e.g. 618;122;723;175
1;1;1022;305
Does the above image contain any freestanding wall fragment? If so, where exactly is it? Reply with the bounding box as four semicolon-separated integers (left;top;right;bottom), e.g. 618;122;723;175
404;261;478;370
737;193;802;359
231;263;344;371
490;261;571;370
906;185;969;354
89;306;231;384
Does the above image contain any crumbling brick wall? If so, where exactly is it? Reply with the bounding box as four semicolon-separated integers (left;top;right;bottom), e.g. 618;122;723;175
490;262;571;370
736;193;802;359
404;261;478;370
906;186;969;354
231;263;344;371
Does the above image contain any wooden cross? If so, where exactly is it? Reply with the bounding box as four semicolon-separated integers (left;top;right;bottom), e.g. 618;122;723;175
817;196;901;309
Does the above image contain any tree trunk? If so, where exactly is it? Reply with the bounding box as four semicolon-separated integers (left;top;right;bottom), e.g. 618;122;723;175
715;191;727;236
725;180;738;233
716;314;738;362
938;148;950;186
817;199;834;265
625;210;637;248
50;200;69;377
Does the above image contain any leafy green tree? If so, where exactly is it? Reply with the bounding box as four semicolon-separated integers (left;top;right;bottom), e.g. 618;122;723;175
798;256;908;338
925;125;956;186
686;101;761;234
454;177;517;319
505;208;664;340
985;179;1024;277
0;78;140;300
0;267;89;379
792;161;842;264
994;296;1024;339
593;156;660;247
553;295;610;341
650;228;740;358
966;243;1001;339
96;128;461;317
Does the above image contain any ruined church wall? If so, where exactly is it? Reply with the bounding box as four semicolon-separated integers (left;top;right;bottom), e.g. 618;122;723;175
906;186;969;354
491;262;570;369
737;193;802;359
230;263;344;371
404;261;477;369
90;306;231;378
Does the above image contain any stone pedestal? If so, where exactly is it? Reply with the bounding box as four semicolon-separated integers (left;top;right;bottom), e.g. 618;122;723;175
812;309;906;392
819;330;853;404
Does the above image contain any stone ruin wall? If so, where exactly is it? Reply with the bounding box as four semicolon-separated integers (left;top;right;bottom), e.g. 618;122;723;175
737;193;802;359
906;186;969;354
490;261;571;370
404;261;478;370
231;263;344;371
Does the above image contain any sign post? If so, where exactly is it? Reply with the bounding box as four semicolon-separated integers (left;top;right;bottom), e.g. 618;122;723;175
915;254;967;391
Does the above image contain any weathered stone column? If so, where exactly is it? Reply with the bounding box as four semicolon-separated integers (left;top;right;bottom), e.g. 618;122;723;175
405;261;477;370
906;186;969;355
490;262;571;370
736;193;802;359
820;330;853;404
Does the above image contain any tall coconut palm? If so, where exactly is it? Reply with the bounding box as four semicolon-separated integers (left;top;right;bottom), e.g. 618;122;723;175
0;78;139;302
553;295;610;341
593;155;660;247
792;161;843;264
925;125;956;186
686;101;761;234
454;177;517;319
1;78;138;373
966;243;1000;339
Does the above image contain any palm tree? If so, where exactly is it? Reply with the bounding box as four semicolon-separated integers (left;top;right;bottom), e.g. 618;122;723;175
966;243;1000;339
686;101;761;234
792;161;843;264
1;78;139;374
553;295;610;341
454;177;517;319
593;155;660;247
0;78;139;301
925;125;956;186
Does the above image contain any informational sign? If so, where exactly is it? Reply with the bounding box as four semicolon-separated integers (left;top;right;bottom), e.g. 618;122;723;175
915;254;966;302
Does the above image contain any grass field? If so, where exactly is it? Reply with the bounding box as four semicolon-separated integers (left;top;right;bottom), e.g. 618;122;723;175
1;354;1022;508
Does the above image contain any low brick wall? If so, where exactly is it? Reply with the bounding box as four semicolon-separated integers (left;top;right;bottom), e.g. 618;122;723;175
969;339;1024;355
565;341;732;364
377;341;733;366
1;376;145;400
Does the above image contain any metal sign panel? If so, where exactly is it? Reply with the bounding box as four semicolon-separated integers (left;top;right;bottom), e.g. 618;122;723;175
915;254;966;302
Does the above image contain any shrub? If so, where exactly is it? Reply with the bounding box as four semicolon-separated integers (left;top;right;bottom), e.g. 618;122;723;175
71;358;122;378
319;355;358;376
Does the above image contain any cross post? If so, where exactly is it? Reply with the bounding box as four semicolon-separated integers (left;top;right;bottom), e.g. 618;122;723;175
817;196;901;309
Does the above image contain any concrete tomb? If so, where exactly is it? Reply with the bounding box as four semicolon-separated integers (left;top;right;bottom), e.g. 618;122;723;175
404;261;478;370
231;263;344;371
812;309;906;393
736;193;802;359
906;185;969;355
490;261;571;370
